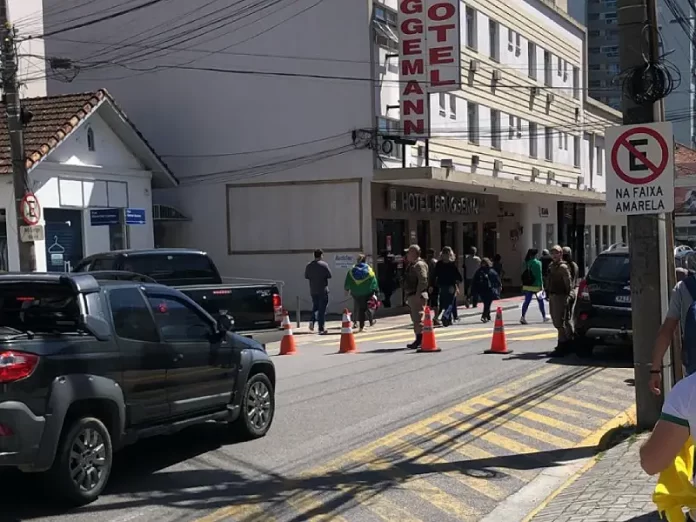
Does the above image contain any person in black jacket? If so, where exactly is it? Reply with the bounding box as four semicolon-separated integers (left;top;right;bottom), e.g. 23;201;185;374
540;249;553;279
434;246;463;325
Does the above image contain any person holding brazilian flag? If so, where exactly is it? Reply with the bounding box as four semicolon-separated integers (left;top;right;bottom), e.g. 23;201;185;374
344;254;380;332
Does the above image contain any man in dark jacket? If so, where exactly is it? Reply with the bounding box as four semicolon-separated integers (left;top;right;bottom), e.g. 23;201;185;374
425;248;439;325
305;249;332;334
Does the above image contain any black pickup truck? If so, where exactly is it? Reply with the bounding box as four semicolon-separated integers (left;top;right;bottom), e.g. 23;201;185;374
0;273;275;505
73;249;284;346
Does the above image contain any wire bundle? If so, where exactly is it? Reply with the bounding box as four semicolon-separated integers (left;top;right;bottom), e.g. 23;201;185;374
621;59;680;105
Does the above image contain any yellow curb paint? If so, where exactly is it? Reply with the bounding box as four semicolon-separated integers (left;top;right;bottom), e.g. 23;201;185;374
505;332;558;342
519;404;637;522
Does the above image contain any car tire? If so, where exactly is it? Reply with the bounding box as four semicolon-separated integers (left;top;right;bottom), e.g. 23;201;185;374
575;336;595;358
231;372;275;440
48;417;113;506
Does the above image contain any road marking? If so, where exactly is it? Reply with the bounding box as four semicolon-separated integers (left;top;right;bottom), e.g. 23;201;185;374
471;396;593;437
552;394;621;415
193;502;277;522
379;327;549;344
505;332;557;341
456;404;577;448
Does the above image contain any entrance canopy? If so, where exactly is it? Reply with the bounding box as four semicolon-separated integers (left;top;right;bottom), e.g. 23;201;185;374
373;167;606;205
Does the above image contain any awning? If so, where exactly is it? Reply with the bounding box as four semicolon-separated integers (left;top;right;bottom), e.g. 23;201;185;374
373;167;607;205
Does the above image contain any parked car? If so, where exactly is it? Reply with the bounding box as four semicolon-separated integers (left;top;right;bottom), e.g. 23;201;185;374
73;249;284;346
0;273;275;505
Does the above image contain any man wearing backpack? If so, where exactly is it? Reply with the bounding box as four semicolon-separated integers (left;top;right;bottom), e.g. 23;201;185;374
649;270;696;395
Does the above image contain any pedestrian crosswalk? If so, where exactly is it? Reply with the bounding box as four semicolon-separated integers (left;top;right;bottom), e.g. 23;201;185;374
194;364;636;522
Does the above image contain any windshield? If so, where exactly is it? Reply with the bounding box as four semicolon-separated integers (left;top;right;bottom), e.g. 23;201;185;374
0;283;81;333
122;254;219;285
588;255;630;283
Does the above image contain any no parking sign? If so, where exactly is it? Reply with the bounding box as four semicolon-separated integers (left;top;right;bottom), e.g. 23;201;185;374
605;122;674;215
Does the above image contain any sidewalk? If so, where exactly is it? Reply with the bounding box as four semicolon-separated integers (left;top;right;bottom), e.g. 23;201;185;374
529;432;659;522
291;295;525;336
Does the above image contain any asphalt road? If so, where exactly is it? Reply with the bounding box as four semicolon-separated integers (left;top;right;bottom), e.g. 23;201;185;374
2;305;636;522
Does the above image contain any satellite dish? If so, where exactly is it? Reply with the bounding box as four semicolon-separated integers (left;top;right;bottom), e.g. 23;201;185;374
381;140;394;155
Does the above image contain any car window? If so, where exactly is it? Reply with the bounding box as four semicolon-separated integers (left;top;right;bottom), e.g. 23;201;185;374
91;258;118;271
147;295;213;342
0;283;81;333
108;288;159;342
72;259;91;272
123;255;219;285
588;255;630;282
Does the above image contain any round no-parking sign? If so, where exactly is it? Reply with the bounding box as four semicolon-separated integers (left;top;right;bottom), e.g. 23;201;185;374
605;122;674;215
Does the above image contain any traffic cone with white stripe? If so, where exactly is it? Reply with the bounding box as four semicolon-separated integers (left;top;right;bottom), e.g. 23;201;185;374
485;307;513;354
417;306;441;353
279;310;297;355
339;309;358;354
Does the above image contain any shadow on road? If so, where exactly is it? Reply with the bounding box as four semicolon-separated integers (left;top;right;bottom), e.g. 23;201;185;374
504;342;633;370
2;366;627;521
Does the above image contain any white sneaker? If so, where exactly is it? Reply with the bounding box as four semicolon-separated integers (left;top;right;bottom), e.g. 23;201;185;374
543;316;550;322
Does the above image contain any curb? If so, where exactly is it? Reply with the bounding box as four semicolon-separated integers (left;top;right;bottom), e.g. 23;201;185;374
519;404;638;522
294;301;523;340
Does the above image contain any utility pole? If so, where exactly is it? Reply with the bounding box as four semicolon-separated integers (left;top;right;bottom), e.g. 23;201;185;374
0;0;35;272
618;0;675;428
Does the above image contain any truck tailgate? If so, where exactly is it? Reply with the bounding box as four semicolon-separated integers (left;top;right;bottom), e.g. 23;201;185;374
177;285;280;331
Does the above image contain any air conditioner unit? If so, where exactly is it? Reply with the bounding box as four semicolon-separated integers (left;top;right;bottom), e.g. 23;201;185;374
531;167;540;179
469;59;480;72
547;93;555;103
494;159;503;170
492;69;503;81
440;158;454;168
471;155;480;165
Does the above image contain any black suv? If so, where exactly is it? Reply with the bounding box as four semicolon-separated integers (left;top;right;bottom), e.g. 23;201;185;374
0;273;275;505
573;245;631;356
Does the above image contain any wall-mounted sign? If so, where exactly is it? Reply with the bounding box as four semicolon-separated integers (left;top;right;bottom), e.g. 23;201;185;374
90;208;121;226
388;189;481;216
20;225;44;242
334;254;355;269
539;207;550;218
397;0;461;138
125;208;146;225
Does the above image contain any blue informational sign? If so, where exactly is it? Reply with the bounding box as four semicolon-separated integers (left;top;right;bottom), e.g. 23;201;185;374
125;208;146;225
90;208;120;226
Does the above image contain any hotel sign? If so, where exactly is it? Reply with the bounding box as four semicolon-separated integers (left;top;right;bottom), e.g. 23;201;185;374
388;188;481;216
397;0;461;138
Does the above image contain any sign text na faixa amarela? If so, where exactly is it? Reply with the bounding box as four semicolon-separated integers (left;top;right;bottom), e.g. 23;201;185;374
398;0;461;138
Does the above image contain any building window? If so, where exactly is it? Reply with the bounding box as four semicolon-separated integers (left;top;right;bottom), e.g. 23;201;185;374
545;127;553;161
596;146;603;174
529;122;538;158
507;27;514;51
544;50;552;86
449;94;457;120
574;135;580;167
558;131;564;150
508;114;515;140
374;5;397;25
87;127;95;152
377;117;402;160
489;20;499;62
557;56;562;76
439;92;446;117
466;7;477;50
467;102;479;144
621;225;628;243
572;66;580;99
515;33;521;56
491;109;501;150
528;42;537;80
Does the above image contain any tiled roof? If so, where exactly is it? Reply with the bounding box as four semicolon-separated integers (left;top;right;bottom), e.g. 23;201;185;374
0;89;174;182
676;143;696;178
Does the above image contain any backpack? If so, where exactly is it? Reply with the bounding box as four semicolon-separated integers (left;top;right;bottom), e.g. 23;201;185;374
682;277;696;375
521;266;534;286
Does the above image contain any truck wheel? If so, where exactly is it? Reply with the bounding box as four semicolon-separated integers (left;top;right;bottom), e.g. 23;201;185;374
575;336;595;358
49;417;113;506
232;373;275;439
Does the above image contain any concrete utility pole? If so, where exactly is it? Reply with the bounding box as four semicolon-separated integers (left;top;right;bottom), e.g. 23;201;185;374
618;0;675;428
0;0;35;272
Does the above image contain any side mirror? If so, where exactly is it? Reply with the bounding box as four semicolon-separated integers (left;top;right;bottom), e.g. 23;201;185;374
83;315;111;341
217;314;234;332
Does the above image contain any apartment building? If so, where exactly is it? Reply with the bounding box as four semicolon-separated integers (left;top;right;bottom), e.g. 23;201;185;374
586;0;696;146
23;0;624;312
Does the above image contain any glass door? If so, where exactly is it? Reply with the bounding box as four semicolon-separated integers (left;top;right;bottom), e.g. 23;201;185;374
462;222;478;255
44;209;84;272
483;222;497;259
440;221;455;250
417;220;430;251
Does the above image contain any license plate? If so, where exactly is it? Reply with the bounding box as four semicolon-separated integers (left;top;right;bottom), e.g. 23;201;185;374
615;295;631;304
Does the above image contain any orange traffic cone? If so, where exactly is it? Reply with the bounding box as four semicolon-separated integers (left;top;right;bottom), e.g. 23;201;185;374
485;307;513;354
279;310;297;355
339;309;358;354
418;305;441;353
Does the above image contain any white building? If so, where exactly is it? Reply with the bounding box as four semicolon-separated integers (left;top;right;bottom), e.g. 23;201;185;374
0;89;177;271
22;0;624;312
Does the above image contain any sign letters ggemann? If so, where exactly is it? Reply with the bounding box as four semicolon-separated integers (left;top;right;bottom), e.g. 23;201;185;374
397;0;461;138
